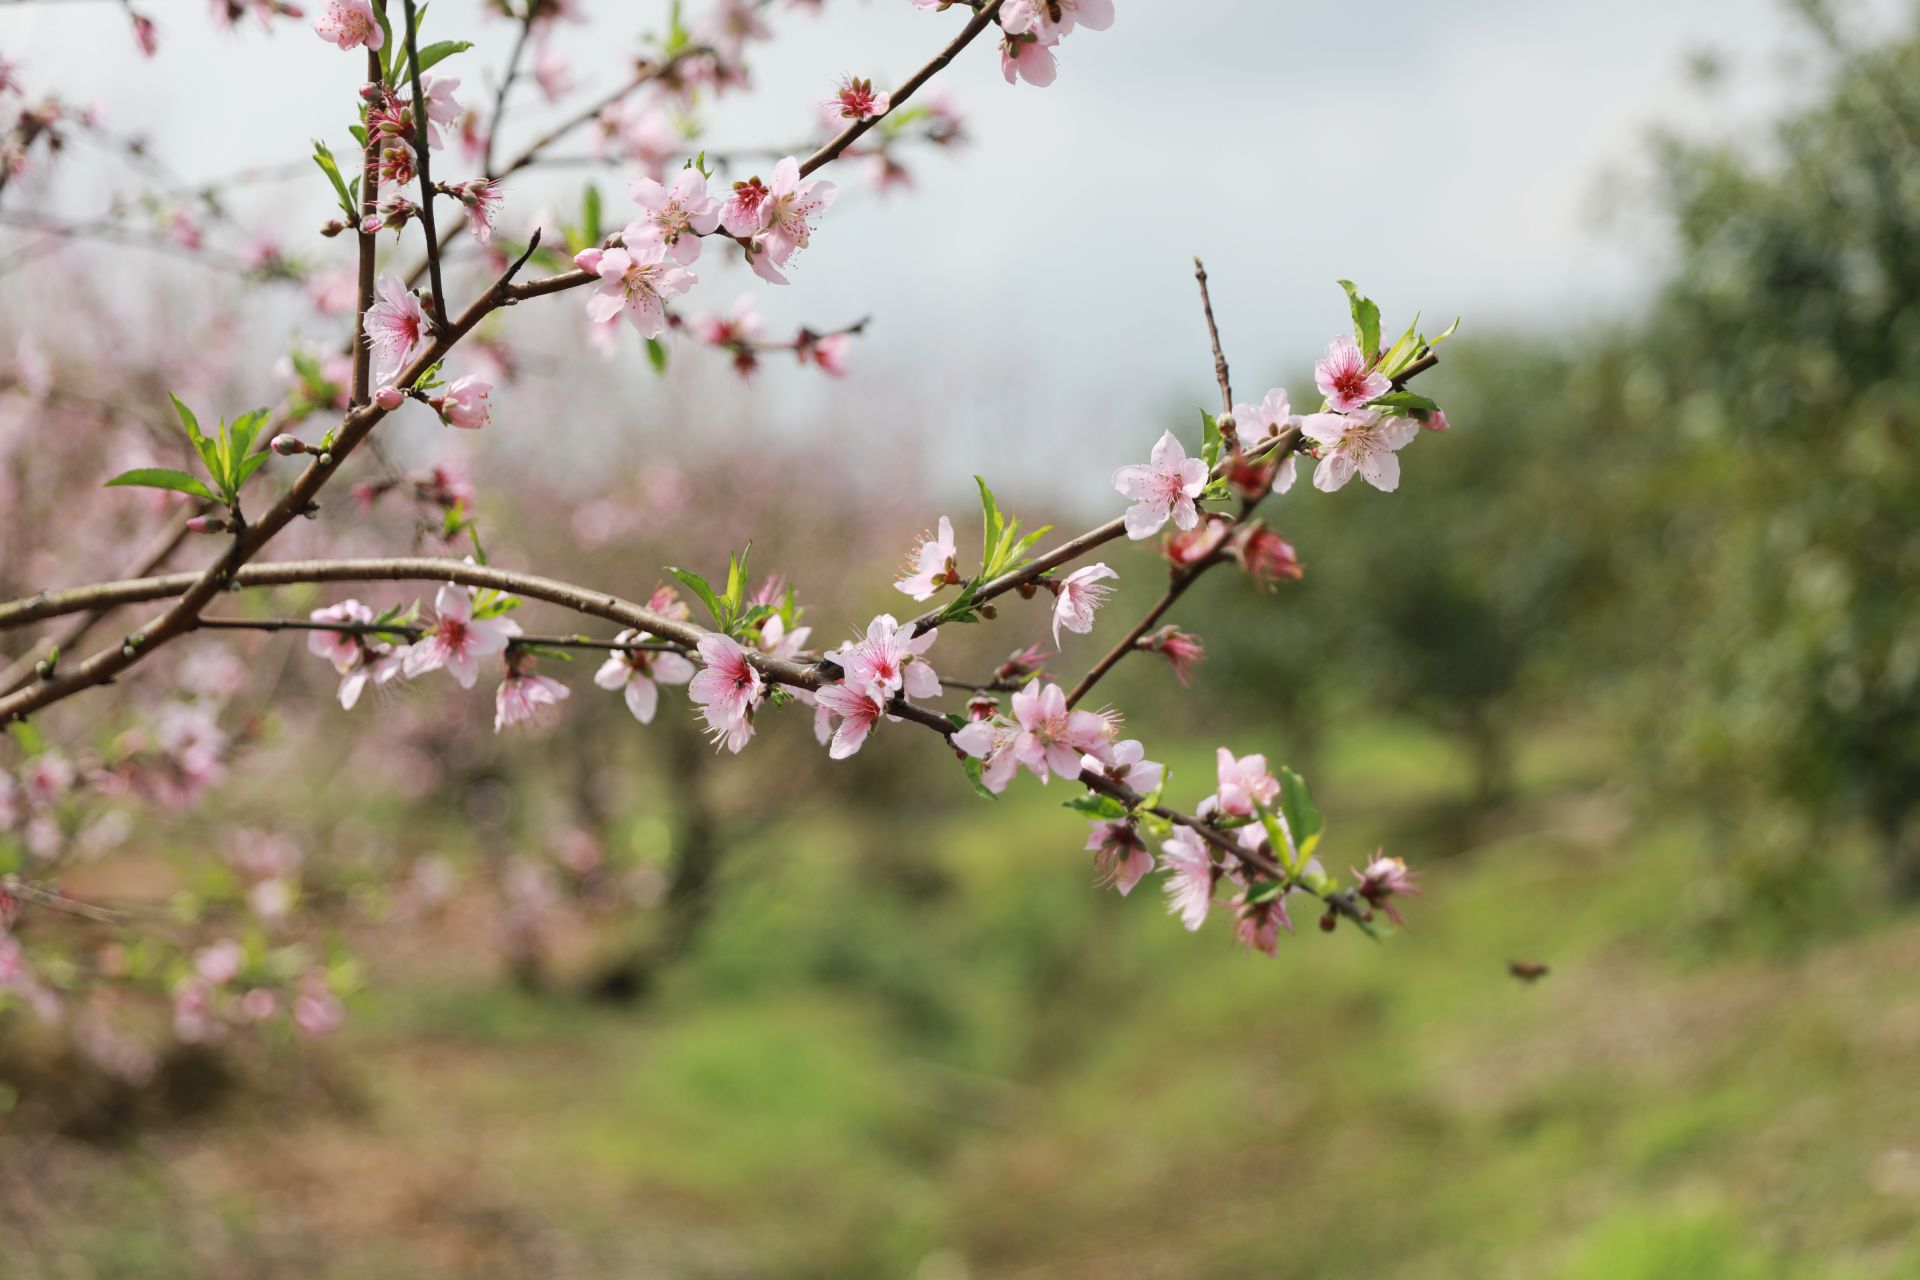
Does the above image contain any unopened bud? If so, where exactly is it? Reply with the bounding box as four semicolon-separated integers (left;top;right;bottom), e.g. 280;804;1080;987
320;219;348;238
269;433;306;456
1319;911;1337;933
977;602;998;620
374;386;406;410
966;694;998;721
185;515;227;534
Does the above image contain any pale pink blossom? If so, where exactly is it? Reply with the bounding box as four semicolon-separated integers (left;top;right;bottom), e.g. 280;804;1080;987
596;102;682;179
627;168;720;265
1160;826;1216;931
533;37;573;101
753;612;812;662
895;515;958;601
687;633;763;753
814;680;888;759
1315;334;1391;413
415;76;462;151
1232;387;1296;445
746;156;836;284
401;584;521;689
130;11;160;56
1300;410;1420;493
448;178;503;245
1051;562;1116;644
575;242;694;339
307;599;372;672
1113;430;1208;539
494;667;570;733
951;715;1021;794
364;272;430;386
292;972;345;1037
1142;625;1205;685
1010;680;1111;782
312;0;382;51
826;614;939;701
1000;32;1058;87
434;374;492;430
1002;0;1113;38
593;630;695;724
194;939;245;986
1087;819;1152;896
1203;747;1279;819
1080;738;1162;795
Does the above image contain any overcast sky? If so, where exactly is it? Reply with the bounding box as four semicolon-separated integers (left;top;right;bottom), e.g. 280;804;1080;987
2;0;1906;498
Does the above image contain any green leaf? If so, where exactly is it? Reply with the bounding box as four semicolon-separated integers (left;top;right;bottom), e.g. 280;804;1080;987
1376;315;1423;380
1257;806;1297;876
665;567;724;627
373;5;396;79
311;139;357;221
723;542;751;620
232;450;273;490
1428;316;1461;347
1369;390;1439;413
1337;279;1382;363
1201;409;1222;469
961;755;996;800
104;468;217;502
975;477;1005;574
1243;879;1286;906
168;392;203;444
227;408;271;460
1064;792;1128;820
582;184;603;243
1276;767;1323;867
644;337;669;374
410;39;471;75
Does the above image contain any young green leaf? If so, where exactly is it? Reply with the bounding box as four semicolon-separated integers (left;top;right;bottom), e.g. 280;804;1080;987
1337;279;1382;363
645;337;669;374
666;567;725;627
104;468;217;502
1276;767;1323;865
1064;792;1129;820
311;139;358;221
410;39;471;75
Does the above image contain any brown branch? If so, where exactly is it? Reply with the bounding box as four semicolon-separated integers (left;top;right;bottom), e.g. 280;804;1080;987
350;34;384;406
400;0;449;329
197;615;689;654
481;5;539;178
798;0;1005;180
1193;256;1234;431
0;519;191;696
1065;555;1216;708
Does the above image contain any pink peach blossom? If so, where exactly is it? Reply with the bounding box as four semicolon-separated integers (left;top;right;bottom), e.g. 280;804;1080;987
1051;562;1116;644
1087;819;1152;896
494;666;570;732
364;272;430;386
814;680;888;759
1009;680;1111;782
401;584;520;690
435;374;491;430
826;614;940;701
1113;430;1208;540
1315;334;1391;413
1160;826;1215;931
688;633;762;753
895;515;957;601
1300;410;1419;493
593;630;695;724
577;242;694;339
312;0;381;51
627;167;720;265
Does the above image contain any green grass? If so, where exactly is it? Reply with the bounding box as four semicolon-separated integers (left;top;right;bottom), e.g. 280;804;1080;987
8;722;1920;1278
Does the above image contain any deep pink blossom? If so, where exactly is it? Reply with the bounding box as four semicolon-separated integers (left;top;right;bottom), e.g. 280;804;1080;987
594;630;695;724
1050;562;1116;644
1300;410;1420;493
821;75;889;128
533;37;573;100
401;584;521;690
1114;430;1208;540
628;168;720;265
895;515;958;601
1142;625;1205;685
1315;334;1391;413
796;330;849;376
1355;852;1419;927
448;178;502;245
1087;820;1152;896
364;272;430;386
688;633;763;753
313;0;381;51
1233;526;1303;588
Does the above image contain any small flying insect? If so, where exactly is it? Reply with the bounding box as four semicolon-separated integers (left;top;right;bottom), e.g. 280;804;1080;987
1507;960;1551;983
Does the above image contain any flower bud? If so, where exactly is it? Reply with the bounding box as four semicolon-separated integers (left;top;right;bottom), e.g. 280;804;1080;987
373;386;406;410
185;515;228;534
269;433;306;456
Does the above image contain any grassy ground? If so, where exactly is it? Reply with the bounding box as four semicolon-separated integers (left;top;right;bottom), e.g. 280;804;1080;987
5;723;1920;1278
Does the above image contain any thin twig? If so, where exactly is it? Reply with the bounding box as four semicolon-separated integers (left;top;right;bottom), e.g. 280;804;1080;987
401;0;449;328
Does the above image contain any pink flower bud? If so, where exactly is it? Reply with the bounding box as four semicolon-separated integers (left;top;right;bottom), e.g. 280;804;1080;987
185;515;226;534
270;433;306;456
373;386;406;410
